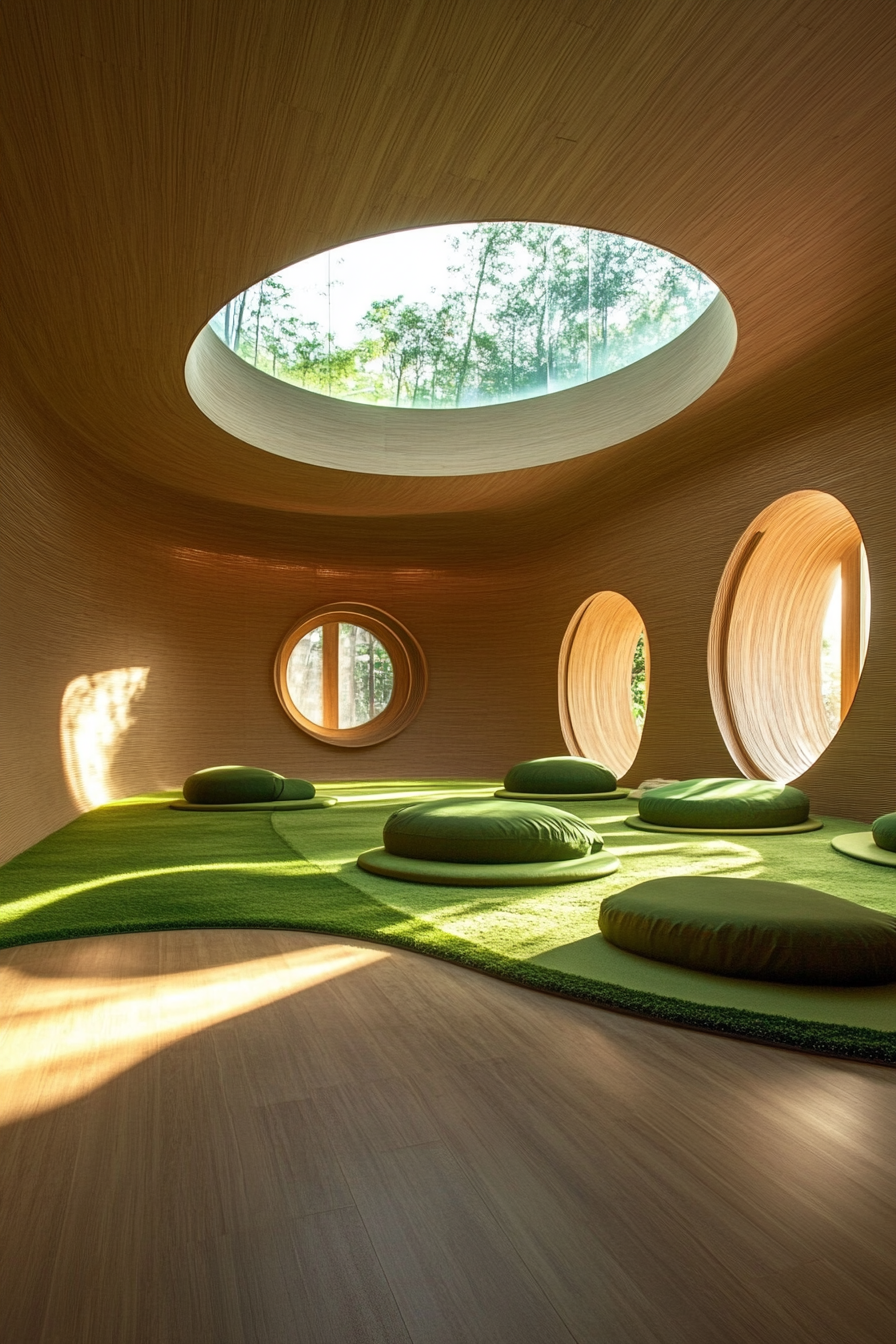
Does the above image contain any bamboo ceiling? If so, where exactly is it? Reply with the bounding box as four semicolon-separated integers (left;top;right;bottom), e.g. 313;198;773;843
2;0;894;528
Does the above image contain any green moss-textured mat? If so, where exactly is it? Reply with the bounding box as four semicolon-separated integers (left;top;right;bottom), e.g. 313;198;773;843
1;782;894;1063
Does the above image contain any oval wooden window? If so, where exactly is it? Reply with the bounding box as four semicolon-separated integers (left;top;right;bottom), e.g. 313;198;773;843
275;604;427;747
559;592;650;776
708;490;870;781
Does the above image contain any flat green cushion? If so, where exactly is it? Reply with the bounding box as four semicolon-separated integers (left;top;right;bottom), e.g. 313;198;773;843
639;778;809;830
872;812;896;852
599;876;896;986
182;766;315;805
383;798;602;865
504;756;617;795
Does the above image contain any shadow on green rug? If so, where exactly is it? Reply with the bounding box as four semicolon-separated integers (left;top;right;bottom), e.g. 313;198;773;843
1;783;893;1065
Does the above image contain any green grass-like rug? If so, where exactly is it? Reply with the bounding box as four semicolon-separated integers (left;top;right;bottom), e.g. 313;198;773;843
1;781;893;1064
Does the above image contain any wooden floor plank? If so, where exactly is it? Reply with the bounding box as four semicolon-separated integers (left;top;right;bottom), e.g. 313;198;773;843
0;930;893;1344
340;1140;577;1344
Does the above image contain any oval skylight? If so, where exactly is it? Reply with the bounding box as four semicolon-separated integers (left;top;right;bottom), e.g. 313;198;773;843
208;223;718;411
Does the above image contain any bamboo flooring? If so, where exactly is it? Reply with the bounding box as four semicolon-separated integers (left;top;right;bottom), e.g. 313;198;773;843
0;930;893;1344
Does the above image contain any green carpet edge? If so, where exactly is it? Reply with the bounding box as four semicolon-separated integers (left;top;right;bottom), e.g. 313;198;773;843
0;903;892;1066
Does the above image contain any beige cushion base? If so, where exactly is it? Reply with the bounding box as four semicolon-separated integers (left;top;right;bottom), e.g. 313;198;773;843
494;788;630;801
356;847;619;887
624;815;823;836
170;796;338;812
831;833;896;867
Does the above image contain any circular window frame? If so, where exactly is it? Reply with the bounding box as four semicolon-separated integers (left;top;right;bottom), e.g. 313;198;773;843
275;603;427;747
707;490;870;782
558;591;650;777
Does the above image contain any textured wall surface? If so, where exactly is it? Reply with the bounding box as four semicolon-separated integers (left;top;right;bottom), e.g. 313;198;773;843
3;380;893;865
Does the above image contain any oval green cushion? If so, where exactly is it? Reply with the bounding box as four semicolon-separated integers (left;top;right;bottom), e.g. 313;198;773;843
872;812;896;852
503;756;616;795
182;766;315;805
598;876;896;986
383;798;602;864
639;778;809;830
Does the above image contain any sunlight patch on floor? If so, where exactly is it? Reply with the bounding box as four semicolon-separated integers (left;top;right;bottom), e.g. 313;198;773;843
0;941;387;1122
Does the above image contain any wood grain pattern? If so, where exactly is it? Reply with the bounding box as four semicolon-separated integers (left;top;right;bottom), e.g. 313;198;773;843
1;0;894;861
707;491;865;782
560;591;647;776
0;929;893;1344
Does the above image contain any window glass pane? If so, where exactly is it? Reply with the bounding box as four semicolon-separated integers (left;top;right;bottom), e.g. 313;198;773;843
338;624;393;729
286;627;323;726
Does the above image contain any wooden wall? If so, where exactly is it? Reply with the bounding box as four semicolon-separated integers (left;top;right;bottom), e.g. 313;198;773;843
3;369;893;865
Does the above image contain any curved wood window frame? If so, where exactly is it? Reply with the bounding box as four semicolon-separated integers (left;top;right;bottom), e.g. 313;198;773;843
275;603;427;747
558;591;650;777
708;490;870;782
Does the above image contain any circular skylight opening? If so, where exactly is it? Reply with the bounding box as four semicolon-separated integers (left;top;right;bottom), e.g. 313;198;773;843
208;222;718;410
186;223;736;476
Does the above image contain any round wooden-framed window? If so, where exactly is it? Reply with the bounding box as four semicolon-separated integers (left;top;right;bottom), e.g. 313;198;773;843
275;603;427;747
558;591;650;777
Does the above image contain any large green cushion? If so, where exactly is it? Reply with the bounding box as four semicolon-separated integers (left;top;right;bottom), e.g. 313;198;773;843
872;812;896;852
182;766;315;805
383;798;602;865
599;876;896;986
639;778;809;830
504;756;617;795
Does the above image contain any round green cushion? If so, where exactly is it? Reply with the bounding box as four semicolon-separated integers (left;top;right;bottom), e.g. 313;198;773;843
639;778;809;830
598;876;896;986
383;798;602;865
182;766;315;805
503;756;616;795
872;812;896;852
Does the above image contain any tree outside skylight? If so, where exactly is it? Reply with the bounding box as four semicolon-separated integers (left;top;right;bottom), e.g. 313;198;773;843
210;222;716;410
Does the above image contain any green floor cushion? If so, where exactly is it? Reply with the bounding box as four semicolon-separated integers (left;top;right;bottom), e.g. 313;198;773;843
171;796;336;812
357;847;619;886
503;756;617;796
638;778;810;830
182;766;315;805
872;812;896;852
599;876;896;986
383;797;602;865
830;832;896;867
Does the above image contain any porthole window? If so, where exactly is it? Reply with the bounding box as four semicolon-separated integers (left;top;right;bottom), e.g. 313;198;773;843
275;604;426;746
708;490;871;782
559;592;650;776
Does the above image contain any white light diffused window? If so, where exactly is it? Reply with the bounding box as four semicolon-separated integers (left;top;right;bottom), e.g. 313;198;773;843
285;623;392;729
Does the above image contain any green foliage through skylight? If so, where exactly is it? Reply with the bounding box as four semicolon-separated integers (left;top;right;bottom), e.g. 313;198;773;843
210;222;717;409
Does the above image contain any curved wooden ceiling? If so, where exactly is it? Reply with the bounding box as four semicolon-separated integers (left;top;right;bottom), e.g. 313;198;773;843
2;0;893;518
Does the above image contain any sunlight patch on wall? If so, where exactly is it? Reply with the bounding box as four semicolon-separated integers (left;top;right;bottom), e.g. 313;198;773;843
60;667;150;810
